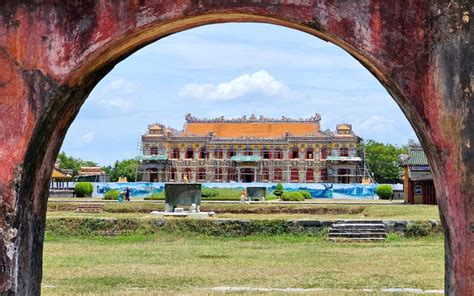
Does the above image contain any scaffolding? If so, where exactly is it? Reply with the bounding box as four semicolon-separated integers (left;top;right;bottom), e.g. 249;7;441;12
135;139;364;183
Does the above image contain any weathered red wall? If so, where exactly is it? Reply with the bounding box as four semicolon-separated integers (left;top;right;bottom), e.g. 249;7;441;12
0;1;471;295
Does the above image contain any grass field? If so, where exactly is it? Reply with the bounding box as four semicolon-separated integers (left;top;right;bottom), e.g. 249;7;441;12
47;202;440;221
42;233;444;295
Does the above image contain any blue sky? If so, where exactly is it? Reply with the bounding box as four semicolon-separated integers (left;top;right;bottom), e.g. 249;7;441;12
61;23;417;166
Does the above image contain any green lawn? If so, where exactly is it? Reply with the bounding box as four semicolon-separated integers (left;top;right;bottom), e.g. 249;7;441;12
42;233;444;295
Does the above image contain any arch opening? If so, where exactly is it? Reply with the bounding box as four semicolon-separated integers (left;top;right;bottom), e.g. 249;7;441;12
46;20;443;294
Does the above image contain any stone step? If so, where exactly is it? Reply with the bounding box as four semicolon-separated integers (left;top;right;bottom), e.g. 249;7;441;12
332;220;384;224
332;224;386;229
328;237;386;241
328;220;387;241
328;233;387;238
328;232;387;238
329;229;386;234
75;204;104;213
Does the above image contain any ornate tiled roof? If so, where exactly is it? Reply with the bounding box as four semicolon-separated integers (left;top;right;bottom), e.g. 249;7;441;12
400;146;429;166
181;122;324;138
180;114;325;138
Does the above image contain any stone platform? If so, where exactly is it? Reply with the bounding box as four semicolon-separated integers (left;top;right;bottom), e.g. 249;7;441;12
150;211;215;219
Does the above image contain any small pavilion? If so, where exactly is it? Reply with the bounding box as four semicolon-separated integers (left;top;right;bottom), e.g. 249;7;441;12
400;144;437;205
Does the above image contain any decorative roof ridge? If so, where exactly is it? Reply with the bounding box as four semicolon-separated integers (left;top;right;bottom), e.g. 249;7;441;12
336;123;352;128
399;144;429;166
145;123;179;135
148;123;164;129
184;113;321;123
408;139;422;148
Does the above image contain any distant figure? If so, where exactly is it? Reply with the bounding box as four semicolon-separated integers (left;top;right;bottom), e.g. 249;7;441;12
125;187;131;202
240;190;247;203
183;174;189;183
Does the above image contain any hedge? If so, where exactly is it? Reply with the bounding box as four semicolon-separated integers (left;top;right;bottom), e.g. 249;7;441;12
298;190;311;199
375;185;393;200
201;188;218;198
281;191;304;201
103;189;120;200
74;182;93;197
405;222;443;237
45;217;442;238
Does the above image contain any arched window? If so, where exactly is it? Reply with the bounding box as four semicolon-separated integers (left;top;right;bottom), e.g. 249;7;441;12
320;168;328;182
171;148;180;159
197;168;206;181
273;168;283;181
321;148;328;160
183;168;192;181
214;168;223;181
339;147;349;157
306;168;314;182
273;148;283;160
185;148;194;159
214;149;223;159
306;148;314;160
262;168;270;181
150;146;158;155
228;148;236;158
147;168;158;182
290;168;299;182
262;149;272;159
290;148;299;159
199;147;207;159
170;168;177;180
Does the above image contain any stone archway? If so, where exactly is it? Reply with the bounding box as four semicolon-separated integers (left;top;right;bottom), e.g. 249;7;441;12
0;1;471;295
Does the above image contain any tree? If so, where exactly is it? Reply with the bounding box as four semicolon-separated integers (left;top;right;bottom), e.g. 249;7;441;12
109;159;140;182
56;151;98;177
363;140;408;183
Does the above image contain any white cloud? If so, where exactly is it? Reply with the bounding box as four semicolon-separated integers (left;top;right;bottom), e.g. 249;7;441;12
97;98;134;112
105;78;138;95
357;115;395;131
81;132;95;144
179;70;284;100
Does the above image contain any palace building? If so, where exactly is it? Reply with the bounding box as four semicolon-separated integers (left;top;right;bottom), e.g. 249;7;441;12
138;114;364;183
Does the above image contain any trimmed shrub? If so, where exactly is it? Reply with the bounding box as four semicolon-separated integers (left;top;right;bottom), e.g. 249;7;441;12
103;189;120;200
201;188;219;198
265;194;279;201
298;190;311;199
375;184;393;200
281;191;304;201
273;183;284;197
75;182;93;197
